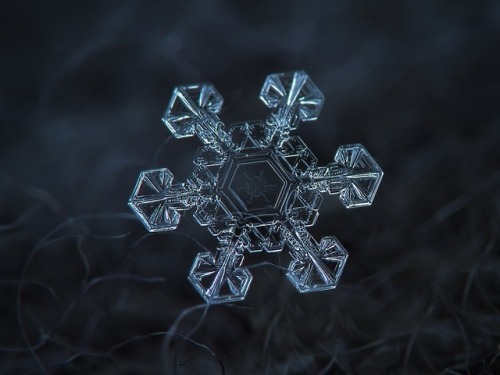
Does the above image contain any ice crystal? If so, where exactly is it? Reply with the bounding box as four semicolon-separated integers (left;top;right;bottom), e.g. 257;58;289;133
129;71;383;304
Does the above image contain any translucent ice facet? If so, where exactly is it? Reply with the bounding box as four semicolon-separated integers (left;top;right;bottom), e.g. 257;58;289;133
194;146;226;167
335;144;383;208
260;71;325;147
128;168;193;232
162;83;233;149
188;250;252;304
162;84;223;138
129;71;383;304
260;71;324;123
228;121;268;150
218;150;297;225
286;235;348;293
281;136;318;174
302;144;383;209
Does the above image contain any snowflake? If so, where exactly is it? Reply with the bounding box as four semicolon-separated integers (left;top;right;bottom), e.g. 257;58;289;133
129;71;383;304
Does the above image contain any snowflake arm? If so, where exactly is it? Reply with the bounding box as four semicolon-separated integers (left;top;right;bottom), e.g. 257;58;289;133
162;83;233;152
302;144;383;208
281;222;348;293
260;71;324;145
128;168;201;232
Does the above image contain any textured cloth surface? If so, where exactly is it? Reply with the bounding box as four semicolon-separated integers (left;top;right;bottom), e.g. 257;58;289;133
1;1;499;374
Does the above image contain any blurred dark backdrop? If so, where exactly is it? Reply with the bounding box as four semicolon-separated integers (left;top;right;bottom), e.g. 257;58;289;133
1;1;500;374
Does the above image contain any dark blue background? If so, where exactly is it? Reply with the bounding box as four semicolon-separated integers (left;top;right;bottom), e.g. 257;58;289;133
1;1;500;374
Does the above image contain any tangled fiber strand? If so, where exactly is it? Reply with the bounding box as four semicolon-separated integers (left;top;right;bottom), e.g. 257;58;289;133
1;1;500;374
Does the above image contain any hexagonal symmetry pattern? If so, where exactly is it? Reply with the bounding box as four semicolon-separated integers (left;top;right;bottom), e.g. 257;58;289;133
218;150;297;226
228;160;283;210
129;71;383;304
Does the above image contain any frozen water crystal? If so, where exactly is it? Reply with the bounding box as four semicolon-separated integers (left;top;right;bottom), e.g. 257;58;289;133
129;71;383;304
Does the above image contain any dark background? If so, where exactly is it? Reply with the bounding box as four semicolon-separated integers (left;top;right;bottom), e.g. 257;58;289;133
1;1;500;374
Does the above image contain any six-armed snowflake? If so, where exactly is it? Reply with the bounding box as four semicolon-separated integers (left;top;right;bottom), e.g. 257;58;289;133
129;71;383;304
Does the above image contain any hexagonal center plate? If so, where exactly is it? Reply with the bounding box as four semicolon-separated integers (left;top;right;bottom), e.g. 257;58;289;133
228;160;284;212
218;151;296;224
